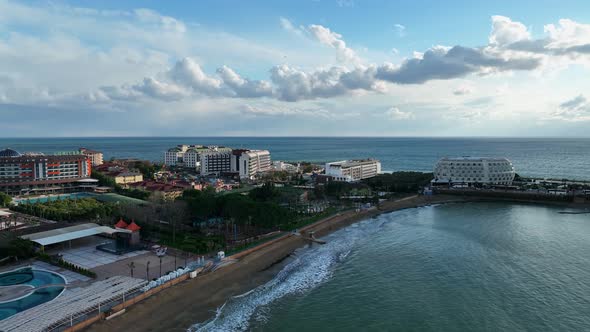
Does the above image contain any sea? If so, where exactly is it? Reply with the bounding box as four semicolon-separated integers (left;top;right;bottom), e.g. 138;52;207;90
2;137;589;331
192;202;590;332
0;137;588;180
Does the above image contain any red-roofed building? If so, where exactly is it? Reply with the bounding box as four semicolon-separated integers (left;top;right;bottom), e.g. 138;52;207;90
126;220;141;245
126;221;141;232
114;218;128;229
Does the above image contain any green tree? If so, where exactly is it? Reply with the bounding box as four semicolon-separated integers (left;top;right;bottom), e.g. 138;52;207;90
0;192;11;207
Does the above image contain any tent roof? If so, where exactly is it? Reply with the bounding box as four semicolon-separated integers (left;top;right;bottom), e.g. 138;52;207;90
21;223;130;246
115;218;128;228
126;221;141;232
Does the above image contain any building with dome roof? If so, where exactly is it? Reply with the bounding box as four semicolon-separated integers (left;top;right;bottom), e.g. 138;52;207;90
0;148;22;158
0;148;92;195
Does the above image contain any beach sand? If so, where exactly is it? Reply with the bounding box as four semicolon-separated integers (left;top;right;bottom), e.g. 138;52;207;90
85;195;468;332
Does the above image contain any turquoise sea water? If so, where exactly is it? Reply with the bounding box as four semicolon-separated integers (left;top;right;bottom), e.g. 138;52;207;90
193;202;590;332
0;137;589;180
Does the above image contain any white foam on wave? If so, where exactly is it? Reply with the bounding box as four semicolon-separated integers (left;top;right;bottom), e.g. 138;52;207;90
189;216;387;332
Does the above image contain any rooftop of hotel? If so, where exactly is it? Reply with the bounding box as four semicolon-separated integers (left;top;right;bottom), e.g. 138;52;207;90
327;159;380;168
0;148;22;157
438;157;512;162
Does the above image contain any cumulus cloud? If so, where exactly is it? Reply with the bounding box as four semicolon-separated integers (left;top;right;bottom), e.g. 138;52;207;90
308;24;361;64
216;66;273;98
168;58;222;94
386;107;414;120
133;77;189;101
376;45;541;84
553;94;590;121
490;16;590;57
269;64;383;101
489;15;530;46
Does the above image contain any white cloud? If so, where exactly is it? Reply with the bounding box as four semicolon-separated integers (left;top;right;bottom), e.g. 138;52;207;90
453;85;474;96
279;17;303;36
386;107;414;120
394;24;406;37
552;94;590;121
133;77;190;101
544;19;590;49
308;24;361;64
241;104;332;118
216;65;273;98
489;15;530;46
1;1;590;137
168;57;223;95
133;8;187;33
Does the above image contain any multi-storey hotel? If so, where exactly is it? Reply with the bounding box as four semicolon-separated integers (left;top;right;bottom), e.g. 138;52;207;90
325;159;382;182
233;149;272;180
433;157;516;185
164;144;271;179
0;148;92;195
79;148;103;166
201;150;233;175
164;145;232;170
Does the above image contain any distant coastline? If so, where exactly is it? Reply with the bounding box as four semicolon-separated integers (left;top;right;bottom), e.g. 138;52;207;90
1;137;589;180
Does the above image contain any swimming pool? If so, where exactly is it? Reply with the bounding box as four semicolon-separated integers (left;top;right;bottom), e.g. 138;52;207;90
13;192;96;205
0;267;66;320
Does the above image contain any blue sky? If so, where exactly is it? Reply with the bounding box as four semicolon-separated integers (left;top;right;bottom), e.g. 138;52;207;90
1;0;590;136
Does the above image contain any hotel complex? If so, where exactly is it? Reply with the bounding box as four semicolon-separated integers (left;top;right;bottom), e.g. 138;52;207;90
324;159;382;182
164;145;271;179
235;149;272;179
0;148;93;195
79;148;104;166
433;157;516;185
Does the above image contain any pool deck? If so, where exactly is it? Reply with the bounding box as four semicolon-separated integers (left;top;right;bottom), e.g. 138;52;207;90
45;236;148;270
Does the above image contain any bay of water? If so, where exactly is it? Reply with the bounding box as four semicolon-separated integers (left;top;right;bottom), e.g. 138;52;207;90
193;202;590;332
0;137;588;180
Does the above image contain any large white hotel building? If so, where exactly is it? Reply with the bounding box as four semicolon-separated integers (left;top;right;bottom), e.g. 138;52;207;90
164;145;271;179
325;159;382;182
433;157;516;185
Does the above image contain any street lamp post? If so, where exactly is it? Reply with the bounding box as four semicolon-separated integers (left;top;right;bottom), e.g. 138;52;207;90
159;257;162;277
127;262;135;278
146;261;150;280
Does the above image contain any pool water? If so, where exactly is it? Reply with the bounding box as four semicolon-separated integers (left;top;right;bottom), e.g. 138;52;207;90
14;192;96;205
0;268;66;320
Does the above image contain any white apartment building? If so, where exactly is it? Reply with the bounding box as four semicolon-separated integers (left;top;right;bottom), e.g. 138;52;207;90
163;145;231;170
164;145;192;166
433;157;516;185
233;150;271;180
79;148;103;166
325;159;382;182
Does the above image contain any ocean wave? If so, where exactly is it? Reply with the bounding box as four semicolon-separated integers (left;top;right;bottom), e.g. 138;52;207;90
189;218;385;332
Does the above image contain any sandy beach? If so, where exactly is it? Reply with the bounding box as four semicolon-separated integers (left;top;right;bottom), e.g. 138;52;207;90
85;194;474;332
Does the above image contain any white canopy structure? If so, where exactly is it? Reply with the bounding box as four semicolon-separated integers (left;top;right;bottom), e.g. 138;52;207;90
21;223;130;246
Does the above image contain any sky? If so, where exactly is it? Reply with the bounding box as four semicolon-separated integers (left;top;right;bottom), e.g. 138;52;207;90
1;0;590;137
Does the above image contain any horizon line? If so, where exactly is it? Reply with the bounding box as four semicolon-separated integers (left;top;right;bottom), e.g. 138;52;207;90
1;135;590;139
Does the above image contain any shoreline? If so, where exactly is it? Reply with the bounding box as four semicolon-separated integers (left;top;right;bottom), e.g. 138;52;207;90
85;194;590;332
